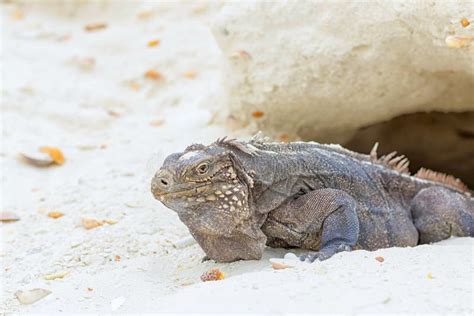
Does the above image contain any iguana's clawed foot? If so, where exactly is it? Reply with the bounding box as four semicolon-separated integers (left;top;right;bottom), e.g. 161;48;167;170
300;244;352;262
201;255;211;263
299;251;319;262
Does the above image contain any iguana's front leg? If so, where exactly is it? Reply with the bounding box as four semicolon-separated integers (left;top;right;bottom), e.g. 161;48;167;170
265;188;360;262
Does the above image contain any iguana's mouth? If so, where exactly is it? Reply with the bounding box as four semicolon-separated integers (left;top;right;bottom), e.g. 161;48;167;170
154;183;211;201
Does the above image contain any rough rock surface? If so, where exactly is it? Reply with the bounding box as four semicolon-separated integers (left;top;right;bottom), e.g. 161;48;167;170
212;1;474;143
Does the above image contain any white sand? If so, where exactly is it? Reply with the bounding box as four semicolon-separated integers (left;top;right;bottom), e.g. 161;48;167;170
1;2;473;314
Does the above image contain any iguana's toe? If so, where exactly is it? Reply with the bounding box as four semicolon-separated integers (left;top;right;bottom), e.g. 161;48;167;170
318;244;352;260
300;244;352;262
299;251;319;262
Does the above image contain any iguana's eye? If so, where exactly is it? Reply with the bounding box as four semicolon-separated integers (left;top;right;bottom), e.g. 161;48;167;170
196;162;209;175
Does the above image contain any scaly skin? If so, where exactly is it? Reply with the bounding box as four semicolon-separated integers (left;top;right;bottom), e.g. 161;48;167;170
151;135;474;262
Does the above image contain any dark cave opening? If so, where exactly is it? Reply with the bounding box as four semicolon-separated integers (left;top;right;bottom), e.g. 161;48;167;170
343;111;474;189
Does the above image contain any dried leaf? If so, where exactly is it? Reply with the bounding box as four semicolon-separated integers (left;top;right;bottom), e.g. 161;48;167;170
47;211;64;219
375;256;384;263
183;70;197;79
144;69;164;81
149;119;165;127
11;9;25;20
445;35;472;48
39;147;65;165
15;288;51;304
148;39;160;47
137;10;153;19
461;18;470;28
84;22;107;32
87;287;94;291
103;219;118;225
200;268;225;282
82;217;117;229
0;212;20;222
82;218;103;230
252;111;264;118
43;270;69;280
427;272;434;279
125;80;142;91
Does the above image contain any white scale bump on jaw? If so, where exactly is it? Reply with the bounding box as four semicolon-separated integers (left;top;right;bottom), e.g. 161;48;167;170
179;151;199;161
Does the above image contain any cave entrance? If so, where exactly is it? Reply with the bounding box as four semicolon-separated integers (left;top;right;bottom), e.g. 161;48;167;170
343;111;474;189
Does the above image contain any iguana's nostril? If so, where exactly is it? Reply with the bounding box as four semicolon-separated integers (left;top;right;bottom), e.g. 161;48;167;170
152;170;173;194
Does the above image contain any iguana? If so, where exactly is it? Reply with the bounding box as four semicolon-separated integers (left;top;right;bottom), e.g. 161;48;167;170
151;135;473;262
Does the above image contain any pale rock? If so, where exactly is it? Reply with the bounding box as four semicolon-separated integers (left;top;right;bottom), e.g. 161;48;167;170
212;1;474;142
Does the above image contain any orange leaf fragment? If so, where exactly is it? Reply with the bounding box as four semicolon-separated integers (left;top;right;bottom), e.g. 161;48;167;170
39;147;65;165
11;9;25;20
137;10;153;19
114;255;121;262
82;218;103;230
183;70;197;79
103;219;118;225
148;39;161;47
149;119;165;127
84;22;108;32
47;211;64;219
461;18;470;28
375;256;384;262
251;111;264;118
200;268;225;282
144;69;164;81
127;81;141;91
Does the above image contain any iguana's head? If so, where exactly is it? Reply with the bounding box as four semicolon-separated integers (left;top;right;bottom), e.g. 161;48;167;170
151;138;266;262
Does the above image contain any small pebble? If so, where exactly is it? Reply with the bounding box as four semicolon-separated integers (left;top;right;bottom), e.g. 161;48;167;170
284;253;298;260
